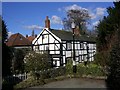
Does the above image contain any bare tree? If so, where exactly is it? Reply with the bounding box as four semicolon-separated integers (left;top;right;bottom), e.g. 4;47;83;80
63;9;90;35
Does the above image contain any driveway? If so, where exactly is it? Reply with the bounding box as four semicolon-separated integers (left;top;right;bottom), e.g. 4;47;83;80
28;78;107;88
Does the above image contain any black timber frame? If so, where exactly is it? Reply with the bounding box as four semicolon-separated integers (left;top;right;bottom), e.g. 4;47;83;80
32;29;96;68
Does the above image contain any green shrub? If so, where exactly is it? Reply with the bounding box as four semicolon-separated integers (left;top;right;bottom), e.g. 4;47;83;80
77;63;86;76
77;63;105;77
24;52;52;73
106;43;120;89
87;63;105;76
94;51;109;68
2;78;14;90
14;66;66;90
2;75;24;90
14;77;44;90
58;67;66;76
33;67;66;80
65;59;73;75
11;48;31;74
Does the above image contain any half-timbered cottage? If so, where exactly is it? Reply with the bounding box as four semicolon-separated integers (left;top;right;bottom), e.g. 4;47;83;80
32;16;96;67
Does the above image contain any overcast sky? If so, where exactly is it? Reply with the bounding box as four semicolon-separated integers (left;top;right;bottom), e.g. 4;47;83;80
2;2;114;37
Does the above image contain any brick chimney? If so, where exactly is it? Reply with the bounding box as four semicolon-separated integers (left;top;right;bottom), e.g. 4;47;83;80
45;16;50;29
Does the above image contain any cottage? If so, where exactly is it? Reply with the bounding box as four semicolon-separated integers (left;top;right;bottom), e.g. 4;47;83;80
6;31;37;49
6;33;31;48
32;16;96;67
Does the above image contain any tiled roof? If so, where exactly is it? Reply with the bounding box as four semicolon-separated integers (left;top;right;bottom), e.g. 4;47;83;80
50;29;96;42
26;36;35;43
6;33;31;46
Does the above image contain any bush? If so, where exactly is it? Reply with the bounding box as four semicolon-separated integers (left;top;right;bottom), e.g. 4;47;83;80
33;67;66;80
24;52;52;73
77;63;86;76
2;76;22;90
77;63;105;77
2;78;14;90
94;51;109;68
11;48;31;74
106;43;120;89
88;64;105;76
65;59;73;75
65;59;105;77
14;77;44;90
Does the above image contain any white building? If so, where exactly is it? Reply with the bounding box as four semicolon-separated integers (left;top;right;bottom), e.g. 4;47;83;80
32;16;96;67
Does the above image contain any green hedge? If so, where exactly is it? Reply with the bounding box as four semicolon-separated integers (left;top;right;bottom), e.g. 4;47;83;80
65;59;105;77
77;63;106;76
65;59;73;75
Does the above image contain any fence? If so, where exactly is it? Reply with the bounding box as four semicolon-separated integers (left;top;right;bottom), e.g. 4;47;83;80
4;72;28;85
13;72;28;81
4;67;66;84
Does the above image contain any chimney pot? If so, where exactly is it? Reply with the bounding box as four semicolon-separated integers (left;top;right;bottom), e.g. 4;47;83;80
26;34;28;38
35;34;37;37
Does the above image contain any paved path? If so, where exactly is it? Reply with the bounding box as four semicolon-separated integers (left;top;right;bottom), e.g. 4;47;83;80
29;78;107;88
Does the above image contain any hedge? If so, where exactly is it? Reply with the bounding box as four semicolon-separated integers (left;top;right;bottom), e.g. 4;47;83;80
77;63;106;77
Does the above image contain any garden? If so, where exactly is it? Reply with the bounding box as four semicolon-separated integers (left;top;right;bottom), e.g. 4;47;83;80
12;51;106;90
2;45;107;90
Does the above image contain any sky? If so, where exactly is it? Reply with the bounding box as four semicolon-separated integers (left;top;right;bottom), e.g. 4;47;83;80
2;2;114;37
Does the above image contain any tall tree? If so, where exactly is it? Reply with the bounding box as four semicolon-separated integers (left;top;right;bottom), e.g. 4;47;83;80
96;1;120;89
97;2;120;52
1;17;8;43
1;17;13;77
62;9;90;35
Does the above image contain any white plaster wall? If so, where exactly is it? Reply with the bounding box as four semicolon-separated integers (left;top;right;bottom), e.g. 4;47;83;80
66;51;72;57
78;44;80;49
62;44;66;50
63;56;66;64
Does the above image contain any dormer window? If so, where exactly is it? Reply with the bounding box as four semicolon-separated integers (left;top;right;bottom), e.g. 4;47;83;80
20;37;22;40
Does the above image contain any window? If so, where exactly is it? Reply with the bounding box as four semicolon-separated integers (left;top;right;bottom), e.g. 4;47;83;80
53;61;57;67
80;43;84;49
67;42;72;50
46;46;49;50
20;37;22;40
